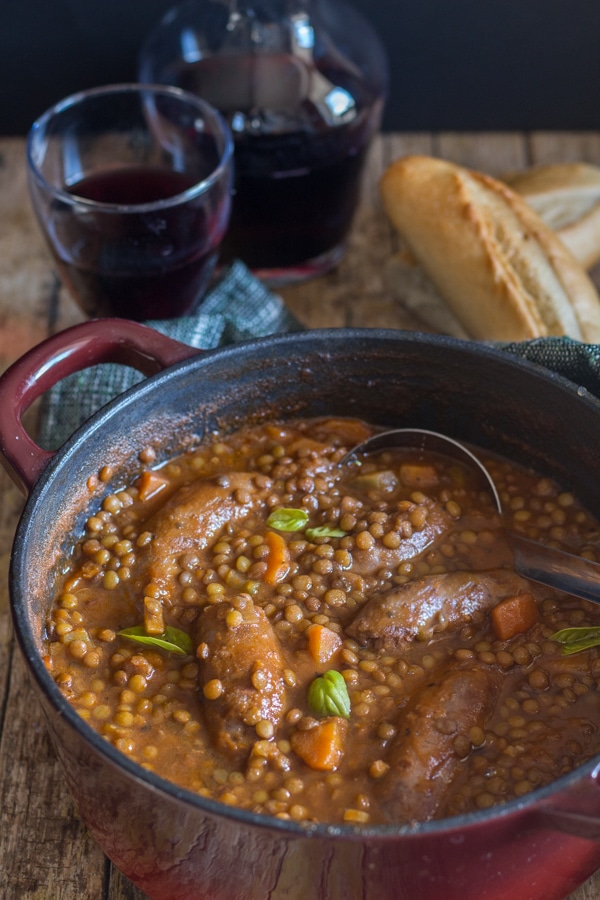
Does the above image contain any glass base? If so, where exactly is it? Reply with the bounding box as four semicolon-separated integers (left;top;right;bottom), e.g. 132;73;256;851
249;242;347;288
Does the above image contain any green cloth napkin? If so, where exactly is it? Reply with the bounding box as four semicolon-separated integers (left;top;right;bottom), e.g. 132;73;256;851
499;337;600;397
38;260;302;450
38;262;600;451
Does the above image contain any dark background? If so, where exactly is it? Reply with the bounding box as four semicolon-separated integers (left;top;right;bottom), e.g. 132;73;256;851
2;0;600;135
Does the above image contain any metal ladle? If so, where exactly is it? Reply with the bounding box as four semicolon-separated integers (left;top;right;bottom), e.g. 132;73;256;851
340;428;600;605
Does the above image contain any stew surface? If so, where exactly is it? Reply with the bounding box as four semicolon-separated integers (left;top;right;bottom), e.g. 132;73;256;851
46;417;600;826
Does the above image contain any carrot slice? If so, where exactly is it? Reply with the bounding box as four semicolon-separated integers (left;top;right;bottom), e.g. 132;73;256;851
291;717;347;771
307;623;342;666
263;530;290;584
137;470;169;501
490;593;539;641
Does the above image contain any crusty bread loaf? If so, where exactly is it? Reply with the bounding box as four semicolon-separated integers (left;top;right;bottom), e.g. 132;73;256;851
380;155;600;343
505;163;600;270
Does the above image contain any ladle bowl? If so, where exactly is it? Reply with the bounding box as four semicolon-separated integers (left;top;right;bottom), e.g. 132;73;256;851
341;427;600;605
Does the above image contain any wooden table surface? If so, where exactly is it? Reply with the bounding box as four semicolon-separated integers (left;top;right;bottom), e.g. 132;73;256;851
2;130;600;899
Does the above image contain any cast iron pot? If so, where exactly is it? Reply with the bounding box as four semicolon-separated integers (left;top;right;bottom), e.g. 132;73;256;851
3;319;600;900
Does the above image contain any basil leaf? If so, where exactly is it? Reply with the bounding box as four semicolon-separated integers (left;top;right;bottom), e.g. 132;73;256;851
550;626;600;655
308;670;351;718
118;625;193;656
266;507;309;532
305;525;348;541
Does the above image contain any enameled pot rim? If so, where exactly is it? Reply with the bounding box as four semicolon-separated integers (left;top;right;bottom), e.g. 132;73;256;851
9;327;600;842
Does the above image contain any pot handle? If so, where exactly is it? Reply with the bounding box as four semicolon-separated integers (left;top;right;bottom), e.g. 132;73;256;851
0;318;199;496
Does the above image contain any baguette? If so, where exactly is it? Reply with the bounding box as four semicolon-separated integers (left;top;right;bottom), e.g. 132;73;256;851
380;155;600;343
505;163;600;270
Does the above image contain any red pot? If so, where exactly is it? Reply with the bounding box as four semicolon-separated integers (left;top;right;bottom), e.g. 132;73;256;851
3;319;600;900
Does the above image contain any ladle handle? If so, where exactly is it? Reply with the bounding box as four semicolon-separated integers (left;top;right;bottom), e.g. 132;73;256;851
339;426;600;605
0;319;198;496
510;534;600;604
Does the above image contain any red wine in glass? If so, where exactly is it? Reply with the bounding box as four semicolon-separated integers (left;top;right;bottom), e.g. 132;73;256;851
50;164;223;321
28;85;233;320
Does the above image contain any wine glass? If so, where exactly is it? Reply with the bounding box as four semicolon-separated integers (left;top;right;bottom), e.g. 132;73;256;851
27;83;234;320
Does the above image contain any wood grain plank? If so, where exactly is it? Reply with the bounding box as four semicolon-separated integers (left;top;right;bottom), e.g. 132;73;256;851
108;867;149;900
281;132;436;331
346;133;423;329
0;138;55;371
0;472;23;743
529;132;600;166
436;131;529;175
572;882;600;900
0;647;107;899
0;136;109;899
337;134;406;329
380;132;435;165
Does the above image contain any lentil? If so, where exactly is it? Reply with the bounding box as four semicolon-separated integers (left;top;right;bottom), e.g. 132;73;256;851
47;416;600;827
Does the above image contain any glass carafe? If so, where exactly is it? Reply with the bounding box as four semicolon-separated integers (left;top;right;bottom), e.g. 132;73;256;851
139;0;388;285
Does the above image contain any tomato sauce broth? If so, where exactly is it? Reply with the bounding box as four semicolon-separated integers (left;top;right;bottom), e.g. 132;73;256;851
45;417;600;826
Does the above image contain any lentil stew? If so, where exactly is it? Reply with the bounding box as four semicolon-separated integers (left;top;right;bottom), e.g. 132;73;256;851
45;416;600;827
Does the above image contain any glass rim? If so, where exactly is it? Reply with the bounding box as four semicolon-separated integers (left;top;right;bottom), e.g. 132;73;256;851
26;82;234;213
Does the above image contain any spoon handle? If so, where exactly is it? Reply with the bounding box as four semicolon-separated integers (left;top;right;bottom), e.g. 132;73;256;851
510;534;600;605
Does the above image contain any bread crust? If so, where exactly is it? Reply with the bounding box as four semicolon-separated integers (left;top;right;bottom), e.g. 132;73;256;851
380;155;600;343
506;163;600;270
